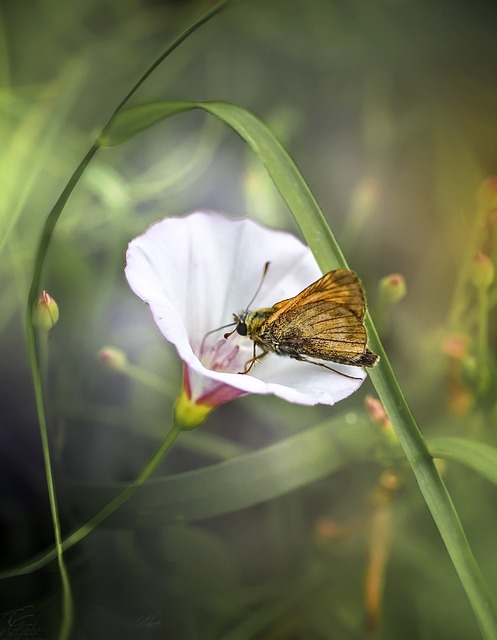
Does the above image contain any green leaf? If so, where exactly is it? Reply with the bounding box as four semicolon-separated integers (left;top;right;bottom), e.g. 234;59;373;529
64;413;376;527
429;436;497;485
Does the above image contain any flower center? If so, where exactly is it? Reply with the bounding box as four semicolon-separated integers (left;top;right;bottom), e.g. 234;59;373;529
198;337;251;374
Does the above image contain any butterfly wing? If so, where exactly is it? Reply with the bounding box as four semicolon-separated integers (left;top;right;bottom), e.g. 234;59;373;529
261;270;377;366
270;270;366;320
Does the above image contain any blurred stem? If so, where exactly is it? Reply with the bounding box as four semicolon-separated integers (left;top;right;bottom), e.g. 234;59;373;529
219;565;322;640
34;327;74;640
364;475;397;633
62;416;183;538
477;287;488;359
123;360;179;399
179;430;249;459
489;287;497;310
476;283;490;391
448;208;487;328
0;417;184;578
0;62;88;259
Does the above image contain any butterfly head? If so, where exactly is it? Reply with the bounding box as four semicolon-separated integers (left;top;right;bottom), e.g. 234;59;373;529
233;313;248;336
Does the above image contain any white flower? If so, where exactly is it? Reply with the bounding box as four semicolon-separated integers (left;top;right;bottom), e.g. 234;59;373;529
125;211;366;410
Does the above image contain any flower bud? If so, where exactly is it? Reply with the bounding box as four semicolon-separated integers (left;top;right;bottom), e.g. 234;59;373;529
313;517;347;543
365;395;390;428
442;334;470;360
378;273;406;306
32;291;59;330
476;176;497;212
379;469;402;492
365;395;399;446
350;178;379;219
472;252;494;289
98;346;128;370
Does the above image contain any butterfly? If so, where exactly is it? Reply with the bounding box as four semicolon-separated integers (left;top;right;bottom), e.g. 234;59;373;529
225;266;379;377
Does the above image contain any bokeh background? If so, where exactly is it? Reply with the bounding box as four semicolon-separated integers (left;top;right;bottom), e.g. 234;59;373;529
2;0;497;638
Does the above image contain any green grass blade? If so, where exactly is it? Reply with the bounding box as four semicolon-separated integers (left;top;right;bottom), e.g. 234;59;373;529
99;100;348;271
429;436;497;485
1;413;373;576
28;2;238;311
100;98;497;638
102;0;238;128
64;413;376;528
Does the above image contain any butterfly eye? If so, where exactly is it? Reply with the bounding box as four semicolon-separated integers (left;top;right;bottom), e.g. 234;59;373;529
236;321;248;336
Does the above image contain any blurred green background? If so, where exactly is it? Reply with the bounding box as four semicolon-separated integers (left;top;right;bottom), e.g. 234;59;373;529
2;0;497;638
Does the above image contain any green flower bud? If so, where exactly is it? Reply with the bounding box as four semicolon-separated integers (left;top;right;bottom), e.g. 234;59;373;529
378;273;406;306
472;252;494;289
98;346;128;370
32;291;59;330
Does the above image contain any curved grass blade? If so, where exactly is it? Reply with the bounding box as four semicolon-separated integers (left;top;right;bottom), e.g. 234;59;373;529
100;98;497;638
65;413;376;527
99;100;348;271
429;436;497;485
0;413;374;576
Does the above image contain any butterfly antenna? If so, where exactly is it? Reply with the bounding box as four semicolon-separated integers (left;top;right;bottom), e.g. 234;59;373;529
200;262;271;356
224;262;271;341
200;321;236;358
244;261;271;312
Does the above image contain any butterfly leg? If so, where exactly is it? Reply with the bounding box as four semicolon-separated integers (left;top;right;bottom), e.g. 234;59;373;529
239;344;269;374
290;355;363;380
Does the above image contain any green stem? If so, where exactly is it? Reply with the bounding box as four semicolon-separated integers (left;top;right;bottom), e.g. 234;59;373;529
34;328;74;640
62;417;183;545
0;418;183;578
476;283;491;392
448;207;487;328
124;361;178;398
477;284;489;361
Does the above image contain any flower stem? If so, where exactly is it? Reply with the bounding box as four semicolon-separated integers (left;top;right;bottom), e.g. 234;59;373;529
33;327;74;640
448;209;487;328
0;417;184;578
125;361;178;399
63;418;183;549
476;283;491;391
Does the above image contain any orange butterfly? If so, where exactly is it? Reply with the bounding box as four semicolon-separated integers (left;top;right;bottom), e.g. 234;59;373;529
226;267;379;377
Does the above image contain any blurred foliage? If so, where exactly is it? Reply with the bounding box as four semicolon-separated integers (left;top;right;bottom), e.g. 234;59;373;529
1;0;497;638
